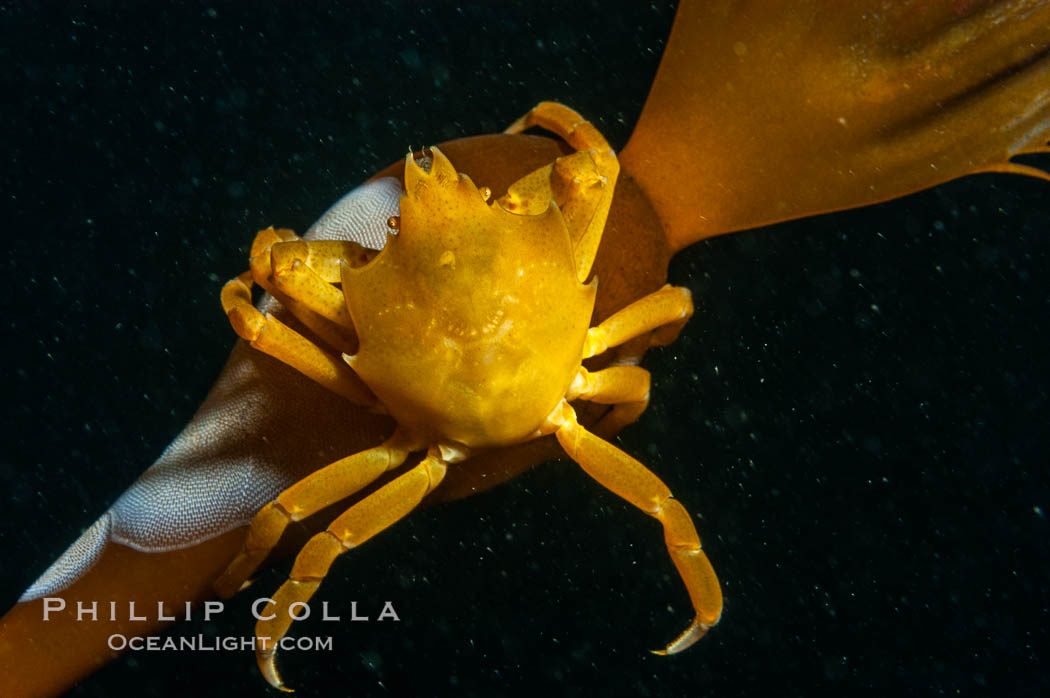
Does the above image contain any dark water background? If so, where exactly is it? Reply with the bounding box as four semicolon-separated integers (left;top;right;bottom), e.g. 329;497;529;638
2;2;1048;696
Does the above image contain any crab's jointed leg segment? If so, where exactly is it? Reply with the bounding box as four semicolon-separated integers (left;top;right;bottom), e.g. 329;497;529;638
569;365;650;405
213;433;414;598
503;101;620;282
247;227;300;301
582;284;694;359
220;270;376;407
245;229;363;351
267;242;356;331
546;401;723;655
505;101;612;153
568;365;652;436
270;239;373;282
256;449;448;692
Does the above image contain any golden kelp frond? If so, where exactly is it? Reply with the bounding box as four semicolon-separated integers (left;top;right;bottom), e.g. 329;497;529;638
622;0;1050;251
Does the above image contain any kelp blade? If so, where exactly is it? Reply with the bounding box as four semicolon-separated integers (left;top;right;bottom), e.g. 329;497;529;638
622;0;1050;250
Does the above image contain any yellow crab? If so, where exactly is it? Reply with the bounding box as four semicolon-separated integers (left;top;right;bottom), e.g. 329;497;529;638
216;102;723;690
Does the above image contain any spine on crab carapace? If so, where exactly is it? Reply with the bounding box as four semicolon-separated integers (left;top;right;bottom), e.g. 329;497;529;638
338;145;597;448
396;145;516;244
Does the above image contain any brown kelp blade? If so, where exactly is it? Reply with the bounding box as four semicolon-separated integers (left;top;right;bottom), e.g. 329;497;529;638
621;0;1050;251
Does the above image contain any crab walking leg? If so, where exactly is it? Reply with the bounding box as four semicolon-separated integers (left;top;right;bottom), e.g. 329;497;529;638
568;365;651;436
256;450;448;692
213;433;415;597
547;401;723;654
505;101;613;153
221;271;377;407
582;284;694;359
569;365;650;405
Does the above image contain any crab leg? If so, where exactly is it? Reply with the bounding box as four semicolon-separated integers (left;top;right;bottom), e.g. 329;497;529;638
582;284;694;359
503;102;619;282
221;270;377;406
546;400;722;655
567;365;651;435
213;432;416;598
269;239;374;282
505;100;613;154
246;229;361;352
256;448;448;692
267;241;360;330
